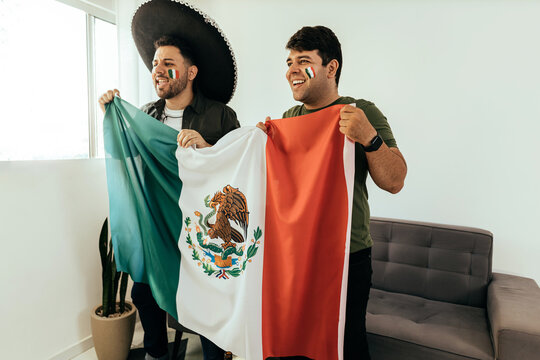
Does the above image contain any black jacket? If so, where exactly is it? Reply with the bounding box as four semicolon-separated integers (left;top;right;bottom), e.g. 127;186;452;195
141;92;240;145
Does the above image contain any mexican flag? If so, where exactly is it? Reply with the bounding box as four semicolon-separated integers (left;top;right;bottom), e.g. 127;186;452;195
168;69;180;79
104;97;355;360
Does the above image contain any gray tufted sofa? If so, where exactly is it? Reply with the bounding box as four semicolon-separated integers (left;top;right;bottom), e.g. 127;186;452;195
366;217;540;360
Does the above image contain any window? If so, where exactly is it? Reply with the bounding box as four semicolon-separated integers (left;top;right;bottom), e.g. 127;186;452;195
0;0;118;160
93;16;119;158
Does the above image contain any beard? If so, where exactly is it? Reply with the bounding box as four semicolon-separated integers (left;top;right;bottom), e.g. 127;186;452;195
292;86;315;105
291;81;325;107
155;69;189;99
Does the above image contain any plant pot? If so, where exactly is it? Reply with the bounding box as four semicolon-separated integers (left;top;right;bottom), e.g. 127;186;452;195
91;301;137;360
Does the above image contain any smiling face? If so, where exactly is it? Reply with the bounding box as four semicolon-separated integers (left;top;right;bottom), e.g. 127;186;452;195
286;49;339;109
151;45;191;99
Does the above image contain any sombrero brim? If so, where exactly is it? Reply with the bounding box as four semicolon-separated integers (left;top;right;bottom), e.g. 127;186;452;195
132;0;236;103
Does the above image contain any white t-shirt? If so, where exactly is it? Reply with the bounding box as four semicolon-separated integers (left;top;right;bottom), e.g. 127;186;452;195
162;106;184;131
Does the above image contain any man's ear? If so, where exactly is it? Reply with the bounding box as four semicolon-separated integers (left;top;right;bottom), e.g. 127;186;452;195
188;65;198;81
327;59;339;79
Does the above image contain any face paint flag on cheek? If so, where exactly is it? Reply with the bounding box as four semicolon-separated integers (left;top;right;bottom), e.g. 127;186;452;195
305;66;316;79
168;69;180;79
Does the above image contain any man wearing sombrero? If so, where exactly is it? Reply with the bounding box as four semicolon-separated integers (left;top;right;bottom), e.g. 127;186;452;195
99;1;239;359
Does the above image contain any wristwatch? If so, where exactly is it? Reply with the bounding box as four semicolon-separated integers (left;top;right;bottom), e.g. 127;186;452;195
362;133;383;152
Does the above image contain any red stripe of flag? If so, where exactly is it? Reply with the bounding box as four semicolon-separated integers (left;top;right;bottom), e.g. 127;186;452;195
262;105;352;360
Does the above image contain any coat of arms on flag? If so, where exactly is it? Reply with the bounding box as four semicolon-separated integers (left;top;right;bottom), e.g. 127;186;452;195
183;185;262;280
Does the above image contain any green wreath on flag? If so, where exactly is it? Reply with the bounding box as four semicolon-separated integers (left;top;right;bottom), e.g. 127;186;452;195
184;207;262;280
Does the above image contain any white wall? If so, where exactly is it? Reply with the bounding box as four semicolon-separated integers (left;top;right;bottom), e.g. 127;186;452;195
0;160;108;358
194;0;540;282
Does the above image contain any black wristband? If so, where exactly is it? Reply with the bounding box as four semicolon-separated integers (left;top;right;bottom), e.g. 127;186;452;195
362;134;383;152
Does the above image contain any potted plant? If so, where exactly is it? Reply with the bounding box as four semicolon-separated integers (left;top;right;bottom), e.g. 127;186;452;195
90;218;137;360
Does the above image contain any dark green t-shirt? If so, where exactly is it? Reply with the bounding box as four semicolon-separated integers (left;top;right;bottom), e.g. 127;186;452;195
282;96;397;253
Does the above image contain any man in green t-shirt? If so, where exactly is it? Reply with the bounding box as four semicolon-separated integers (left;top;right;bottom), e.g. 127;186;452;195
258;26;407;359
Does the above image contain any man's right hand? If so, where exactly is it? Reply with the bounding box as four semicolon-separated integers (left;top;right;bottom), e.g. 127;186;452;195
98;89;120;114
256;116;271;134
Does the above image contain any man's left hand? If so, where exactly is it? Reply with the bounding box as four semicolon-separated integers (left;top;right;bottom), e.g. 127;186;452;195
177;129;210;149
338;105;377;146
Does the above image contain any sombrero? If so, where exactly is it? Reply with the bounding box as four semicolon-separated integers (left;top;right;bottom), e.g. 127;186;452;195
132;0;237;103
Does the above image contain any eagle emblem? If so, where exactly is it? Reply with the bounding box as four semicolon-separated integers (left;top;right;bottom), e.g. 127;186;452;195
184;185;262;279
207;185;249;250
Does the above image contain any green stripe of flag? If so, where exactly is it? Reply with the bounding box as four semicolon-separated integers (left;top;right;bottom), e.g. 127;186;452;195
103;97;183;319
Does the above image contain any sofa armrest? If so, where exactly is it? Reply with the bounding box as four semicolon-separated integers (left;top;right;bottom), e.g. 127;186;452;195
487;272;540;359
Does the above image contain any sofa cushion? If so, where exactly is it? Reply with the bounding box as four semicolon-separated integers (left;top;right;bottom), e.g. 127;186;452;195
367;289;494;360
370;217;493;307
367;333;486;360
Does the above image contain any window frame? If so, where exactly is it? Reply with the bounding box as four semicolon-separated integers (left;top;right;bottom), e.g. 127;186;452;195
87;12;118;158
56;0;115;24
86;13;108;158
62;0;117;158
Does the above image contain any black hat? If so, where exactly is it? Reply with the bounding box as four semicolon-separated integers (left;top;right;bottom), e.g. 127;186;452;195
132;0;237;103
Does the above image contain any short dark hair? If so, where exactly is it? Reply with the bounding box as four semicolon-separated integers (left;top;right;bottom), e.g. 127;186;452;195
286;26;342;86
153;35;197;66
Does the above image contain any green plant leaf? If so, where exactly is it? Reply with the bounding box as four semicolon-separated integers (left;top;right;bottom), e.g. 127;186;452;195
110;255;119;316
102;257;112;317
98;217;126;317
99;219;108;269
119;272;129;313
102;239;115;317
